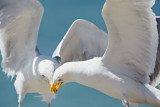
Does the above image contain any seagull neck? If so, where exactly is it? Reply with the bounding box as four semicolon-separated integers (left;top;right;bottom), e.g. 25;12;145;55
62;60;107;90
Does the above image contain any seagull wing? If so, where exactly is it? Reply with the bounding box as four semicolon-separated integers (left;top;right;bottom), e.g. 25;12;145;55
150;17;160;86
102;0;158;83
0;0;43;78
52;19;108;64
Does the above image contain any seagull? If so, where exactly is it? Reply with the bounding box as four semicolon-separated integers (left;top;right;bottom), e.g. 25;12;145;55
52;0;160;106
0;0;108;107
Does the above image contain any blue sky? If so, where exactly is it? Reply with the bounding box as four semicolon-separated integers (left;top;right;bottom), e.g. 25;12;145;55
0;0;160;107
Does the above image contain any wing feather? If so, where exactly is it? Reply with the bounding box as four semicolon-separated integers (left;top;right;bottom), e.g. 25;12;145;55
0;0;43;78
102;0;158;83
150;16;160;86
52;19;108;64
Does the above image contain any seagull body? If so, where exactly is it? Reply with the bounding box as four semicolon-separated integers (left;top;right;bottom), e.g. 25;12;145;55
53;0;160;106
0;0;108;106
55;57;160;106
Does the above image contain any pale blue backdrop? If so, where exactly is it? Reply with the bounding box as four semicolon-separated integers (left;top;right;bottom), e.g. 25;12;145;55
0;0;160;107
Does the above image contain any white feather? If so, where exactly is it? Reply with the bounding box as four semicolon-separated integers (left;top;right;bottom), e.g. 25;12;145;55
0;0;108;105
0;0;44;78
102;0;158;83
53;19;108;64
53;0;160;106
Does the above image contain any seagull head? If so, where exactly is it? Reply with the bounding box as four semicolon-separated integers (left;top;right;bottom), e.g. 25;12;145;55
50;62;73;94
50;60;91;94
38;60;55;84
34;55;61;93
50;73;63;94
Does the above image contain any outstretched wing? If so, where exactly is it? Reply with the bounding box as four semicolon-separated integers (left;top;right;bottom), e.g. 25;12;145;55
52;19;108;64
0;0;43;78
150;16;160;86
102;0;158;83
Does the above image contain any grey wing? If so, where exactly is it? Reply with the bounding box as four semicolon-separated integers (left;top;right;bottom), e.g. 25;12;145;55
0;0;43;78
150;16;160;86
52;19;108;64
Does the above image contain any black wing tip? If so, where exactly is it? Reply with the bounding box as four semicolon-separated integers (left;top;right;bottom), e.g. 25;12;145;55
35;46;41;55
156;16;160;23
53;56;61;64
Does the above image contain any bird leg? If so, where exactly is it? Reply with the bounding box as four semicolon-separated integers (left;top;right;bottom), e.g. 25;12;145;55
122;95;129;107
18;92;26;107
18;102;21;107
122;99;129;107
48;103;51;107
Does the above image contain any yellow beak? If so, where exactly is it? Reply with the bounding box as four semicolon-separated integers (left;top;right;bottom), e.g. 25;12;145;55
50;82;63;93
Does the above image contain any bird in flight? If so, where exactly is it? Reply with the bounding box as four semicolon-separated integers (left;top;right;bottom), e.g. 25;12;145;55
52;0;160;107
0;0;108;107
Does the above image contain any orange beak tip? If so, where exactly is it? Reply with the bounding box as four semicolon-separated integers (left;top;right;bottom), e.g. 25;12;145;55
50;83;56;93
50;83;63;94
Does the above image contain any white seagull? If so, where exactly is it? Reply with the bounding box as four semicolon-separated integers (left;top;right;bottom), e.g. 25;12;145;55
52;0;160;107
0;0;108;107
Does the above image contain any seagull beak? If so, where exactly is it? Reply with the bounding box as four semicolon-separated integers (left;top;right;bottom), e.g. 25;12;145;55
50;82;63;93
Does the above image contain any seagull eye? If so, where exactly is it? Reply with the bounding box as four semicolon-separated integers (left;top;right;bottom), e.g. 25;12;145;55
41;75;45;78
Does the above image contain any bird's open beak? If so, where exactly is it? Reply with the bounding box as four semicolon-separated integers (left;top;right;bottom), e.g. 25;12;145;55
50;82;63;93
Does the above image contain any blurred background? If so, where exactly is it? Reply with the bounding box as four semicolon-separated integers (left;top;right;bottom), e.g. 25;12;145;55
0;0;160;107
